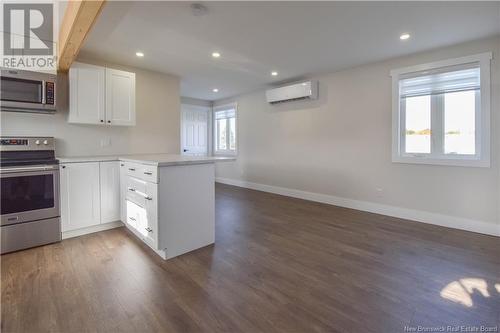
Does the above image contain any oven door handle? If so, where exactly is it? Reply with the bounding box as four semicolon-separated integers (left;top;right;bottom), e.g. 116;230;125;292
0;165;59;174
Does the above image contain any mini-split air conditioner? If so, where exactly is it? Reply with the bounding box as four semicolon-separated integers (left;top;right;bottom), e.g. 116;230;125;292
265;80;318;104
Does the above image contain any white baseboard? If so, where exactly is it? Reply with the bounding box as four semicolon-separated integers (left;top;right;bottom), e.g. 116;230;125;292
62;221;124;240
216;177;500;237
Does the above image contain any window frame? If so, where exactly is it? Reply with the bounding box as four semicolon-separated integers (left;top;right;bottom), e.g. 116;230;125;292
213;102;238;156
391;52;492;167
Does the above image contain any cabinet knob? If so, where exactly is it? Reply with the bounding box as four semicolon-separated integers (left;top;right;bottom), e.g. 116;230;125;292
128;168;136;171
61;165;66;169
100;119;104;123
144;172;152;175
128;188;136;192
145;227;152;233
107;120;111;123
145;196;153;201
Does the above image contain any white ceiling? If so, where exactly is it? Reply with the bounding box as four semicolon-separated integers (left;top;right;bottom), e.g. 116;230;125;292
80;1;500;101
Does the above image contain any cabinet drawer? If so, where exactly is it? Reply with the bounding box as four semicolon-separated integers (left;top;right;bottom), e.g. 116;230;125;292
125;176;145;206
141;165;158;183
126;175;146;194
125;199;158;250
125;200;141;229
124;162;140;177
123;162;158;183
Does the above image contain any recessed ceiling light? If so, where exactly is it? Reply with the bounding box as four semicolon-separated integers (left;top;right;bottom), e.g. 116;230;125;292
400;33;410;40
136;51;144;57
212;88;219;93
271;71;278;76
212;52;221;58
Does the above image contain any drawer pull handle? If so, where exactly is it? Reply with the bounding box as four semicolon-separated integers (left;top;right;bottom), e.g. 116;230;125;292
128;188;136;192
145;196;153;201
128;168;136;171
144;172;153;175
129;217;136;221
145;227;153;232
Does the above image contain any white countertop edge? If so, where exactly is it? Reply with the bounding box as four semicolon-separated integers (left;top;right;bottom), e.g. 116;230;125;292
57;154;235;166
57;155;120;163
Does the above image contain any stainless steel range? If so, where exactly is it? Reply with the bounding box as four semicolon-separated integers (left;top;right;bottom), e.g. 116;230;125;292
0;136;61;254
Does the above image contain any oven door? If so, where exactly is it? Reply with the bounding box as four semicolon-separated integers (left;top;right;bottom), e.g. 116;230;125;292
0;165;60;226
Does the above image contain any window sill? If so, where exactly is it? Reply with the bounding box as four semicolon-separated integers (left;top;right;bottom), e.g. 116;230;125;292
392;155;490;168
213;152;237;158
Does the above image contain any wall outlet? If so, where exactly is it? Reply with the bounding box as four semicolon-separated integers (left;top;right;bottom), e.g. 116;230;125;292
100;138;111;147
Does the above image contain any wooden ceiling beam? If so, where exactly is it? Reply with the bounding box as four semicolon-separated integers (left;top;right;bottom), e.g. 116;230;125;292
57;0;106;72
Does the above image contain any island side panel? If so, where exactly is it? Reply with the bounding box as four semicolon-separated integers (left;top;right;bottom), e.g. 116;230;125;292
158;163;215;259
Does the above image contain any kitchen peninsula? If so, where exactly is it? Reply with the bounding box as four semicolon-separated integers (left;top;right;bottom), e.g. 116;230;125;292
58;154;230;259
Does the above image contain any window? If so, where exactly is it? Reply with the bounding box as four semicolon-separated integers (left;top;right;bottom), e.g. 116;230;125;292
214;104;237;155
391;53;491;167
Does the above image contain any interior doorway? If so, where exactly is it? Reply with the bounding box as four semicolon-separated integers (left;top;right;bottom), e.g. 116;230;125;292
181;104;210;156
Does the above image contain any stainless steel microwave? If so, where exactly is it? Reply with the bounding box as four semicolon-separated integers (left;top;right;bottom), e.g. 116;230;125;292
0;68;57;113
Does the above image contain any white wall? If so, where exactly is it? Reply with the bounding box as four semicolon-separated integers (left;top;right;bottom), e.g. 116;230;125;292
181;97;212;108
1;59;181;157
215;36;500;235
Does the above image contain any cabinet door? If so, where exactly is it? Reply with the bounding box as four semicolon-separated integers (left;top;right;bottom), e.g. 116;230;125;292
60;162;101;232
105;68;136;126
144;182;158;249
100;161;121;223
119;162;127;223
68;62;106;125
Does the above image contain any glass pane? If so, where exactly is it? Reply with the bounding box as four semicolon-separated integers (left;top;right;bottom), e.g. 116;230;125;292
1;174;54;214
217;119;227;150
229;117;236;150
444;91;476;155
1;77;42;103
405;95;431;154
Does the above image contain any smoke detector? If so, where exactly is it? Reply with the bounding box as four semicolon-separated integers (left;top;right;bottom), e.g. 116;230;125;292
191;3;208;16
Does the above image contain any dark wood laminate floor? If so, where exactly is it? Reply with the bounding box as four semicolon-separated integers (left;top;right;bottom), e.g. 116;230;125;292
2;184;499;333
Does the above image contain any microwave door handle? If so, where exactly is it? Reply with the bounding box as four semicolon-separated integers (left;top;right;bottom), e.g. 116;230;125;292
41;80;46;104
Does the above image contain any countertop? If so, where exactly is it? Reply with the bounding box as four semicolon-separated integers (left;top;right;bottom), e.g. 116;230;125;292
57;154;235;166
57;155;120;163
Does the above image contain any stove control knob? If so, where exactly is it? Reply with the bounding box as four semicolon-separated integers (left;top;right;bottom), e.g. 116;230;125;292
43;140;48;145
35;140;40;145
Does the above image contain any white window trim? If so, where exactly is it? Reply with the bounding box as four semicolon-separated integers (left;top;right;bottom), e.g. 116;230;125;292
213;102;238;156
390;52;492;168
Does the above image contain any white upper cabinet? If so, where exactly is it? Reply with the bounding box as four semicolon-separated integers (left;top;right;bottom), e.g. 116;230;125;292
68;62;136;126
106;68;136;126
68;62;106;124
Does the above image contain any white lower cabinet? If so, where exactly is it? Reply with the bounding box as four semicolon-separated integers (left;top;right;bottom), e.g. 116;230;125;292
122;167;158;250
61;158;214;258
61;161;121;233
125;195;158;249
120;161;215;260
144;182;158;248
100;161;121;223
